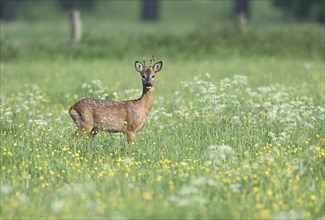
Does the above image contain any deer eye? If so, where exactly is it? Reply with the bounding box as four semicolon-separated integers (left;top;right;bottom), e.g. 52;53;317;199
142;75;145;79
152;75;155;78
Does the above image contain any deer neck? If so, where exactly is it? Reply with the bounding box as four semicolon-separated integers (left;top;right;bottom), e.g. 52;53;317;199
138;87;154;112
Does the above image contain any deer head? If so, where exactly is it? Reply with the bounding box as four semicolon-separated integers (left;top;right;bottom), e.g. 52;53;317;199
135;56;163;90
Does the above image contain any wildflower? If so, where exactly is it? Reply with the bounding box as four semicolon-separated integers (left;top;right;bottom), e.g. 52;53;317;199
142;191;153;201
108;169;114;176
267;190;273;197
206;145;235;166
1;184;12;195
260;209;271;218
156;175;163;182
98;171;105;178
310;194;317;201
168;181;175;191
229;183;241;193
252;187;259;193
304;211;311;218
51;200;63;212
282;204;289;210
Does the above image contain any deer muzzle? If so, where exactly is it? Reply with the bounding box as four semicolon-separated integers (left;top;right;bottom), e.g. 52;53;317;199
145;82;153;89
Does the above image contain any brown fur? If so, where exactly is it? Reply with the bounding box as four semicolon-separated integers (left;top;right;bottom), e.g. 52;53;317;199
69;58;163;145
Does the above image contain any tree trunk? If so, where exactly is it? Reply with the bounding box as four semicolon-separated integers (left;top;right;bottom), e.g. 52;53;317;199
234;0;249;17
141;0;159;21
0;0;18;21
70;9;82;43
233;0;249;26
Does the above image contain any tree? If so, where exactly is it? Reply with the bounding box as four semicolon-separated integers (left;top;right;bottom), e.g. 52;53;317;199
273;0;324;22
233;0;250;26
0;0;18;21
57;0;94;11
234;0;249;18
141;0;159;21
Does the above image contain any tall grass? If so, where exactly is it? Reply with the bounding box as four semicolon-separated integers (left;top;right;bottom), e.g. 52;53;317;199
1;71;324;218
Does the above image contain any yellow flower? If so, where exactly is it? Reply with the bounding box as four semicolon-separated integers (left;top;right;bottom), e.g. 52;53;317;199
253;187;259;193
168;181;175;191
95;191;101;197
282;204;289;210
310;194;317;201
156;175;163;182
260;209;271;218
304;211;311;218
256;203;264;209
108;169;114;176
98;171;105;177
142;191;153;201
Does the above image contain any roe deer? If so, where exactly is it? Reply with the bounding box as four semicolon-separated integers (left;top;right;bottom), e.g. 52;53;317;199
69;56;163;145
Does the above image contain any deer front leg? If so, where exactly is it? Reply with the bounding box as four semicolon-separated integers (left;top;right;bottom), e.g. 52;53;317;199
126;132;136;146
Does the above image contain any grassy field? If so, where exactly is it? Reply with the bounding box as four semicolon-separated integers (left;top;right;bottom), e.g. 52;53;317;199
1;1;325;219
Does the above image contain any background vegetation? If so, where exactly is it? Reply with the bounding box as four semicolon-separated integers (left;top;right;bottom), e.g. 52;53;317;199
1;0;324;219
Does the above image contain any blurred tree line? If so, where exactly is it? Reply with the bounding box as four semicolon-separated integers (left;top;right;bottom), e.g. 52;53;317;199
0;0;324;23
273;0;324;23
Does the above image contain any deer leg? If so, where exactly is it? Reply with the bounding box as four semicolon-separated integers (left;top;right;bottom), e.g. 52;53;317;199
126;132;136;146
90;127;99;139
70;108;94;138
71;118;94;138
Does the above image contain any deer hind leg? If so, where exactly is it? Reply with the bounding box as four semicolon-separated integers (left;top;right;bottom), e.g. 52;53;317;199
90;127;99;139
126;132;136;146
69;108;93;138
75;122;94;137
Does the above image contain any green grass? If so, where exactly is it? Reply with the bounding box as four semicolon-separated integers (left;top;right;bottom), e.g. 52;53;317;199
1;56;324;218
1;3;325;218
1;21;324;61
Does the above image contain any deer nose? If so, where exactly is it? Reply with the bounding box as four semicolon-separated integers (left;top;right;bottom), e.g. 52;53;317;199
145;82;153;88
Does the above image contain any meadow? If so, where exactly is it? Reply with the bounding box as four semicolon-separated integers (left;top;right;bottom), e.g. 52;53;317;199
1;1;325;219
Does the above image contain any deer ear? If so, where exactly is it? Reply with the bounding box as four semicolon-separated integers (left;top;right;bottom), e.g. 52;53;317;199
153;61;163;73
135;61;144;72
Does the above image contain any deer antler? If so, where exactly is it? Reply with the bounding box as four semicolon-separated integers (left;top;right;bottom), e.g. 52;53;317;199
150;55;155;67
143;56;146;67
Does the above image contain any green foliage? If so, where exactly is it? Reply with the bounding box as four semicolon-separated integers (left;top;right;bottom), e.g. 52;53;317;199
273;0;325;22
1;22;324;61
